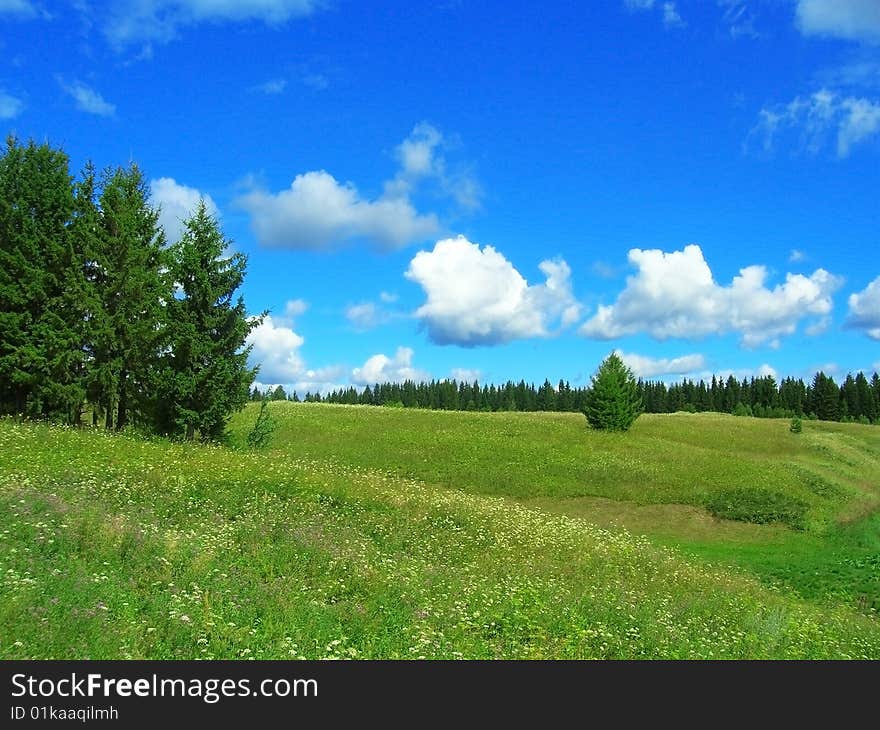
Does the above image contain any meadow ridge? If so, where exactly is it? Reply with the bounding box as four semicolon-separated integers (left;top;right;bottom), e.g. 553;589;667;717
1;405;878;659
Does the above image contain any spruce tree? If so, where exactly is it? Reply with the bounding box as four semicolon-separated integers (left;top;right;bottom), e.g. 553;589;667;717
93;164;169;430
810;372;840;422
583;352;643;431
0;137;83;420
158;200;263;441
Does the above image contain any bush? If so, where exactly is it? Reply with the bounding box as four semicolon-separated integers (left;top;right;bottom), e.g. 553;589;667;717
790;417;803;434
732;402;752;417
705;487;808;530
246;398;276;449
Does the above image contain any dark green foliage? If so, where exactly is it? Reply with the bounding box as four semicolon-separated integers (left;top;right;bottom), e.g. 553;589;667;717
246;397;276;449
91;164;169;430
583;352;643;431
156;201;263;441
0;137;84;421
314;367;880;426
790;417;803;433
705;487;809;530
271;385;287;401
810;371;840;422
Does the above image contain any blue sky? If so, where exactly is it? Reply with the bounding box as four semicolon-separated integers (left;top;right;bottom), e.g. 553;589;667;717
3;0;879;393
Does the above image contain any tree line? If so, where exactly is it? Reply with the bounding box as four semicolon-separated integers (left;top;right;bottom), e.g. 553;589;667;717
0;137;261;440
267;369;880;424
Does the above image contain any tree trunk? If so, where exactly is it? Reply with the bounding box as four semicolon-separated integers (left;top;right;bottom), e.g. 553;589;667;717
116;370;128;430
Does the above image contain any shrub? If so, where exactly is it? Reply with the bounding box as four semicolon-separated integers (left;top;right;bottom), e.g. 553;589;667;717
790;417;803;434
246;398;276;449
705;487;808;530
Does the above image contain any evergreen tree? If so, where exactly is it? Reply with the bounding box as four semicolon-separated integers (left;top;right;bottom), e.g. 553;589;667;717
0;137;85;421
583;353;643;431
810;372;840;422
92;164;169;430
157;201;263;441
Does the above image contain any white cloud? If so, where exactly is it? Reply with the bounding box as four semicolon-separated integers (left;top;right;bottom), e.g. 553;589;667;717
804;315;831;336
254;78;286;95
103;0;322;47
0;91;23;119
149;177;219;244
751;88;880;157
237;170;439;251
615;350;706;378
625;0;684;30
796;0;880;43
246;314;306;384
450;367;481;383
351;346;430;386
579;244;842;347
0;0;42;18
386;122;482;211
237;124;480;251
591;261;618;279
379;291;398;303
405;235;581;346
282;298;308;319
846;276;880;340
345;302;385;330
719;0;760;39
58;79;116;116
662;2;684;28
789;248;806;262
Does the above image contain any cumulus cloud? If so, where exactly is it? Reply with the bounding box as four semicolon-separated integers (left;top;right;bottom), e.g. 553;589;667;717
102;0;321;48
751;88;880;157
379;291;398;303
345;302;385;330
846;276;880;339
237;170;439;251
796;0;880;43
386;122;482;210
282;298;308;319
450;367;481;383
789;249;806;262
58;79;116;116
0;91;23;119
246;314;306;384
149;177;219;244
615;350;707;378
237;124;480;251
350;346;430;386
405;235;581;347
579;244;842;347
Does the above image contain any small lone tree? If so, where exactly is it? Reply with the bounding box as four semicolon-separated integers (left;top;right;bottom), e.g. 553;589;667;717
583;352;643;431
246;396;276;449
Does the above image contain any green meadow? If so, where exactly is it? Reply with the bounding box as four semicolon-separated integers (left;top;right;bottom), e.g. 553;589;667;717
1;404;878;659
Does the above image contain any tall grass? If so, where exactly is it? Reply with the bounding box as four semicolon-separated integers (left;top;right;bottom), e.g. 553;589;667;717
1;415;879;659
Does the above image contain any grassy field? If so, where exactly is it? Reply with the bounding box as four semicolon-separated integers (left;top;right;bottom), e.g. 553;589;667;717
1;405;878;659
228;404;880;613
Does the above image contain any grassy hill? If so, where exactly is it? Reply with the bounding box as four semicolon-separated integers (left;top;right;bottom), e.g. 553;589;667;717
1;406;878;659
